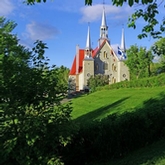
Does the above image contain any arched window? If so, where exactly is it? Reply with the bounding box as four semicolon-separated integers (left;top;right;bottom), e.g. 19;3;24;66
112;63;117;71
103;62;108;70
112;77;116;83
104;51;107;59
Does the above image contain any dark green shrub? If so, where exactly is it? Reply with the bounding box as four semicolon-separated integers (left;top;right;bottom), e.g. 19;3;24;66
96;73;165;91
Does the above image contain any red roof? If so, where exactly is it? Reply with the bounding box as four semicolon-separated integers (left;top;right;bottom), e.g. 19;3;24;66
69;49;84;75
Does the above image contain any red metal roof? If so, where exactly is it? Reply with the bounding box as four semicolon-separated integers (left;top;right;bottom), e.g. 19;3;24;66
69;49;84;75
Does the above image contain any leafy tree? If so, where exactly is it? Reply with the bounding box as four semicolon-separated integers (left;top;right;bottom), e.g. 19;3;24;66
24;0;165;40
88;74;109;92
0;17;73;165
125;45;153;80
56;65;70;92
152;38;165;73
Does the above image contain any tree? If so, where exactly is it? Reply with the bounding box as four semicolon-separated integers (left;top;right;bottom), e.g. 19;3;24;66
24;0;165;40
125;45;153;80
88;74;109;92
0;17;73;165
152;37;165;73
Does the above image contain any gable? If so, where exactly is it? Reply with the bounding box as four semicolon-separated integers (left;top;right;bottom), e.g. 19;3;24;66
93;40;119;62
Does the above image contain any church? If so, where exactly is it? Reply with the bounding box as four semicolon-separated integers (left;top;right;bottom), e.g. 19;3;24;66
69;7;130;91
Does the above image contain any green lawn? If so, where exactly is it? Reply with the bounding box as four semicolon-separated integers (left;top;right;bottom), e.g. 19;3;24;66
71;86;165;123
70;86;165;165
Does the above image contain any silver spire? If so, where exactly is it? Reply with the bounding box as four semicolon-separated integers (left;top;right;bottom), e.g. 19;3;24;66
101;7;107;28
121;27;126;52
86;24;91;50
100;7;108;40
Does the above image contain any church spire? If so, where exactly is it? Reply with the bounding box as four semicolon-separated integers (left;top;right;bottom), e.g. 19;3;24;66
86;24;91;50
99;7;109;47
85;24;92;58
101;8;107;30
120;27;126;53
100;7;108;39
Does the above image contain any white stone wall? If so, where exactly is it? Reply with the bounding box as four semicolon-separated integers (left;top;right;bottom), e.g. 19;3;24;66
79;72;84;90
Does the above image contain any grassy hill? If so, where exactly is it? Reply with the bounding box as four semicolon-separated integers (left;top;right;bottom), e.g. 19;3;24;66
71;86;165;122
66;86;165;165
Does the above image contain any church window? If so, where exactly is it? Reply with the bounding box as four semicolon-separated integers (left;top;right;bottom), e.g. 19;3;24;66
123;74;126;78
112;63;117;71
112;77;116;83
87;73;90;77
104;51;108;59
103;62;108;70
110;50;114;56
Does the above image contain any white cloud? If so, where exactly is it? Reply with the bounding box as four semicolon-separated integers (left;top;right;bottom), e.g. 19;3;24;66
0;0;15;16
25;21;59;41
80;4;133;23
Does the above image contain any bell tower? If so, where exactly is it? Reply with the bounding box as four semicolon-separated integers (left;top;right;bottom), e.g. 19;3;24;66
83;25;94;89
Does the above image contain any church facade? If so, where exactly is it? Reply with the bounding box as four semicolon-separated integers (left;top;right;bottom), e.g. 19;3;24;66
69;8;130;91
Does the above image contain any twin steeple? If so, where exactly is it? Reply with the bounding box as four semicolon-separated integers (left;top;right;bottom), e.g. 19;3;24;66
120;27;126;53
85;25;92;59
98;7;109;46
85;25;91;51
100;7;108;39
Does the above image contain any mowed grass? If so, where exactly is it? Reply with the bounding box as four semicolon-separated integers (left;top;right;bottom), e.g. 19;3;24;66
71;86;165;123
71;86;165;165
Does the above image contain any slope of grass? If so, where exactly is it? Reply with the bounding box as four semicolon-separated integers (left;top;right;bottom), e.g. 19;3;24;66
71;86;165;123
68;86;165;165
90;139;165;165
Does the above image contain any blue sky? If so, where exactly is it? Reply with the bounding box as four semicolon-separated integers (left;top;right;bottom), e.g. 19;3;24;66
0;0;164;68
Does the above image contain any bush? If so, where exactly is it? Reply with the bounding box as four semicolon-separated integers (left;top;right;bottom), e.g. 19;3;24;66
96;73;165;91
88;74;109;92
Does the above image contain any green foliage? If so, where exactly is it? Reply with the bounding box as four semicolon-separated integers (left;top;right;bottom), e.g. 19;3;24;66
24;0;47;5
125;45;153;80
0;18;73;165
152;38;165;73
128;2;163;39
152;38;165;56
97;73;165;91
87;74;109;92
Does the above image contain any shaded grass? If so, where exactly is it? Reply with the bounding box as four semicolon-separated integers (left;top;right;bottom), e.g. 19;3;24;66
71;86;165;123
90;139;165;165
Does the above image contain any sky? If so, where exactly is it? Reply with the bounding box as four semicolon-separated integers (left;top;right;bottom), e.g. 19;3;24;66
0;0;164;68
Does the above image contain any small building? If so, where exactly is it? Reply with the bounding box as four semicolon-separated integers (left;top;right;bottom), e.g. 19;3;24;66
69;7;129;91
